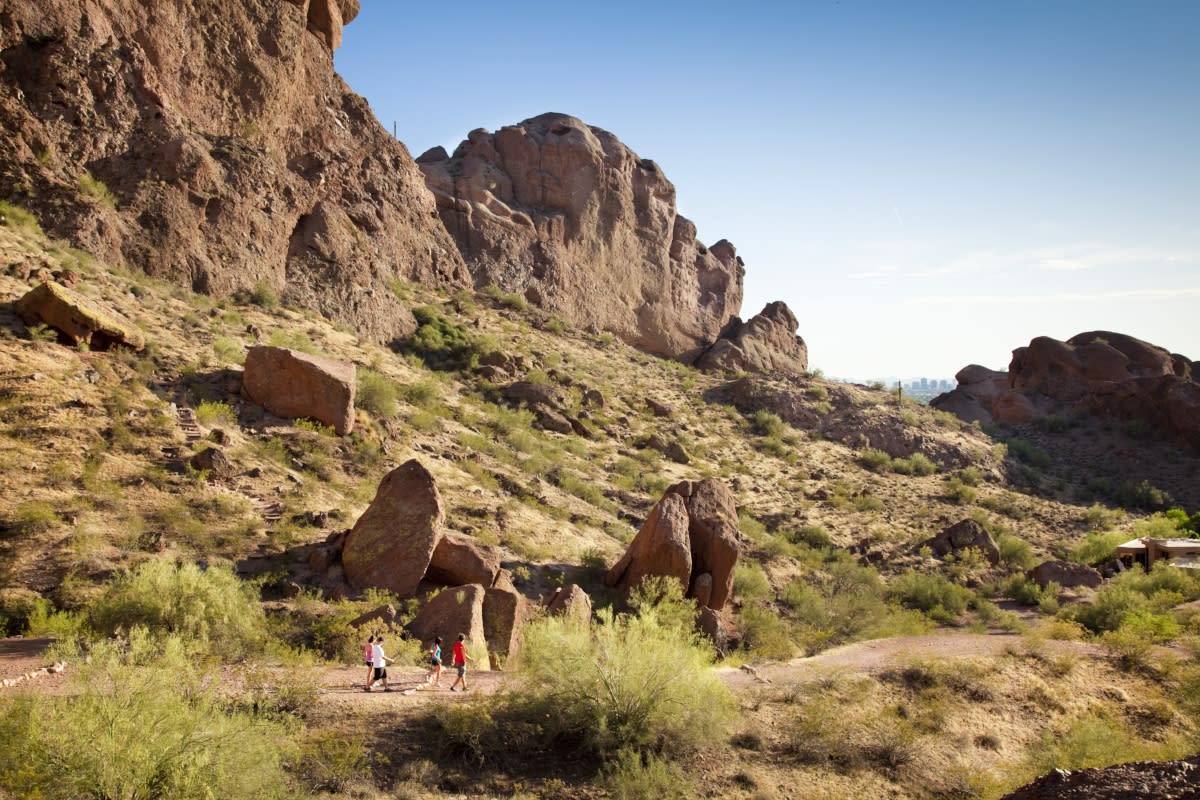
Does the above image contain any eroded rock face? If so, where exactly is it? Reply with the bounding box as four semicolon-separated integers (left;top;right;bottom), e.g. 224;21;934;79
999;755;1200;800
923;519;1000;565
242;346;355;435
697;301;808;375
483;583;526;668
418;113;743;361
426;532;501;587
605;478;741;610
408;585;490;671
0;0;467;343
15;282;144;351
342;460;444;596
547;583;593;623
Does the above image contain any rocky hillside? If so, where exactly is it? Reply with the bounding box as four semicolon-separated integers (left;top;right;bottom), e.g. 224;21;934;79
0;0;467;343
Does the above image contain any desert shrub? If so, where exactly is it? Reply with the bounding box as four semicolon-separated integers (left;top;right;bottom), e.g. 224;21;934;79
245;281;279;309
23;598;84;639
1001;574;1053;607
785;685;921;774
297;729;375;793
888;572;972;623
605;747;690;800
893;453;937;476
1082;503;1125;531
0;200;41;232
402;305;484;371
481;283;528;311
1112;479;1172;510
266;329;318;353
357;368;399;418
785;524;831;549
212;336;246;365
1021;711;1187;776
13;501;60;535
806;385;828;401
88;561;268;659
748;410;785;437
77;171;118;209
858;448;892;472
997;534;1036;570
944;475;977;504
1006;437;1051;468
979;493;1030;519
556;470;616;512
1070;530;1127;566
733;561;772;601
195;399;238;427
738;604;795;659
0;632;296;800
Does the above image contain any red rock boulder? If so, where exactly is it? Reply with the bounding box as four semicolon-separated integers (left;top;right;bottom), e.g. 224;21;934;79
547;584;593;623
604;493;692;595
15;282;145;351
408;584;490;670
242;345;355;435
697;301;809;376
1027;560;1103;590
426;532;502;587
341;460;444;597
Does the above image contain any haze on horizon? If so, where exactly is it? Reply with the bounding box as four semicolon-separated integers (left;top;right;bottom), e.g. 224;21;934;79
336;1;1200;380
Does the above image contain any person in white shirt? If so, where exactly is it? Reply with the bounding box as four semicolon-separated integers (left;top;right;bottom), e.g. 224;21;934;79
366;637;395;692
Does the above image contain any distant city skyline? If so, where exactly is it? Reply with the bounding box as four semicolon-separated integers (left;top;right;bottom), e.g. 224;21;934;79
337;1;1200;378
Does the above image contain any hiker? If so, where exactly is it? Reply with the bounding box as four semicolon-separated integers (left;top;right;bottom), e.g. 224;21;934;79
363;635;375;690
426;636;443;688
448;633;474;692
366;636;395;692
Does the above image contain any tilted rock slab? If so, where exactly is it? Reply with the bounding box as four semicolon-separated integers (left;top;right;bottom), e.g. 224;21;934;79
426;532;502;587
15;282;145;351
342;460;444;597
697;301;808;375
242;345;355;435
546;583;593;624
408;584;490;670
923;519;1000;565
605;478;741;610
418;113;743;362
483;579;527;668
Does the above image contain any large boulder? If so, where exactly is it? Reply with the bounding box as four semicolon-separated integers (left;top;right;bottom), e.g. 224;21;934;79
15;282;145;351
483;583;527;669
426;533;502;587
408;584;490;671
341;460;444;597
930;364;1010;425
242;346;355;435
546;583;593;624
418;113;743;362
1027;560;1103;590
605;478;741;610
696;301;808;376
923;519;1000;565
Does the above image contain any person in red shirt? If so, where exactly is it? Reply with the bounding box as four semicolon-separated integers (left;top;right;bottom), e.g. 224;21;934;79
448;633;474;692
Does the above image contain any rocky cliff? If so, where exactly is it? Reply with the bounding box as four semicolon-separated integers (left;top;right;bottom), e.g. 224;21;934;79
0;0;468;342
417;113;745;362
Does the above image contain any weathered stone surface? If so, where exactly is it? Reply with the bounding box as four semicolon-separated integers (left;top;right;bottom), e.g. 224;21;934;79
992;390;1037;424
419;113;743;361
999;755;1200;800
547;583;593;623
15;282;145;351
503;381;568;410
930;364;1010;425
646;397;673;417
408;584;490;671
1027;560;1103;590
673;479;741;609
342;460;444;597
483;584;526;668
697;606;726;649
924;519;1000;565
604;493;693;593
697;301;808;376
242;346;355;435
533;408;574;434
665;440;691;464
426;532;501;587
348;604;396;629
0;0;467;344
692;573;713;609
189;447;233;478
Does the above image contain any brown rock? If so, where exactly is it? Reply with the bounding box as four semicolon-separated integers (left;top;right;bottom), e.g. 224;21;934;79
533;408;574;434
242;346;355;435
0;1;467;344
503;380;568;410
483;584;526;668
673;479;742;609
348;604;397;629
992;390;1037;424
426;532;501;587
307;547;334;573
419;113;743;361
692;573;713;609
924;519;1000;565
1026;560;1103;590
646;397;673;417
697;301;809;376
665;440;691;464
189;447;233;478
408;584;490;671
342;460;444;597
15;282;145;351
697;606;726;649
547;583;593;623
604;493;693;594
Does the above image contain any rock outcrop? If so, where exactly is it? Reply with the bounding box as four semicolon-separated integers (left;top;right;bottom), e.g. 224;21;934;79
426;533;502;587
922;519;1000;565
697;301;808;375
546;584;593;624
999;755;1200;800
15;281;145;351
341;460;444;596
418;113;743;362
1026;560;1103;590
0;0;467;343
605;478;741;610
242;346;356;435
408;584;490;670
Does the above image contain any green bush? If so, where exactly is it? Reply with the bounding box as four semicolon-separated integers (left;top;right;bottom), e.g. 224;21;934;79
1112;479;1172;510
88;561;268;659
733;561;772;601
0;200;42;232
1082;503;1125;531
858;448;892;472
748;410;785;437
1070;530;1128;566
77;171;118;209
997;534;1036;571
195;399;239;427
248;281;279;309
23;598;84;638
888;572;972;623
356;368;399;418
1006;437;1051;468
401;305;484;371
0;632;296;800
605;748;690;800
944;476;977;504
481;283;528;311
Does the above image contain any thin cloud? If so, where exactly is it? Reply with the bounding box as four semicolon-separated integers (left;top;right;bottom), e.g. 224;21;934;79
907;287;1200;306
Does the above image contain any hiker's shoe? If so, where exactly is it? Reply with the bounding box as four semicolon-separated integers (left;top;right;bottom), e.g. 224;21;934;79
449;686;457;691
363;687;371;693
384;688;393;693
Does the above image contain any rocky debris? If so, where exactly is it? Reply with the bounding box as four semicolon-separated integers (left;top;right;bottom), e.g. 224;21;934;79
483;581;527;668
547;584;593;623
999;756;1200;800
189;447;233;479
646;397;673;417
665;440;691;464
426;533;502;587
503;380;568;410
922;519;1000;565
418;113;743;361
533;408;574;434
408;584;490;671
1027;560;1103;590
0;0;467;343
0;660;67;690
348;604;397;630
341;460;444;597
605;478;741;610
696;301;808;375
14;282;145;351
242;346;355;435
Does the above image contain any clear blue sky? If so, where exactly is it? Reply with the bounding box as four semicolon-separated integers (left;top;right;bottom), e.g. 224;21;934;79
337;1;1200;379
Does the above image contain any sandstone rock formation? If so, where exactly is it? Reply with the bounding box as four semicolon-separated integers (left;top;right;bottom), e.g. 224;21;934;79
426;533;502;587
697;301;808;375
1027;560;1103;590
189;447;233;479
418;113;743;362
922;519;1000;565
999;755;1200;800
546;584;593;624
605;478;741;610
15;281;144;351
0;0;467;343
348;604;396;630
242;346;355;435
408;584;490;670
483;580;527;667
341;460;443;597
